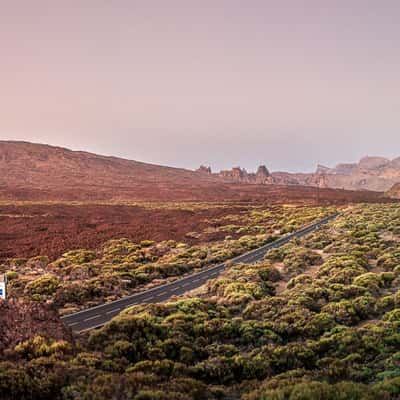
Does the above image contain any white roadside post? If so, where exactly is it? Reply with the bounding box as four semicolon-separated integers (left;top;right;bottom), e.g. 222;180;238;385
0;274;6;300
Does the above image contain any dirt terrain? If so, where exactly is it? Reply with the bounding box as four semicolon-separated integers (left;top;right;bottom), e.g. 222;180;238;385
0;190;394;262
0;141;396;262
0;203;247;260
0;299;73;355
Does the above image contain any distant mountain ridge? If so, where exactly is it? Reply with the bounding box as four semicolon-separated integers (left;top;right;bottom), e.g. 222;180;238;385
0;141;224;201
199;156;400;192
0;141;393;202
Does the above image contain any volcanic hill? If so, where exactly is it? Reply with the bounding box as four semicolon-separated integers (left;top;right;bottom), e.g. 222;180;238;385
0;141;225;201
0;141;390;203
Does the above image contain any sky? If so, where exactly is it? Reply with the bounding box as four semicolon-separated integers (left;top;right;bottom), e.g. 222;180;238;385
1;0;400;172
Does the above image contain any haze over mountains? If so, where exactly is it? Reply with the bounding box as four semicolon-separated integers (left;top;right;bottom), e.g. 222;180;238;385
297;156;400;192
0;141;398;201
200;157;400;193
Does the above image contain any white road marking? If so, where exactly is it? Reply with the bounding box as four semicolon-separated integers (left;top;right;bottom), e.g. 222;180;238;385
84;314;101;322
106;308;121;315
62;215;337;333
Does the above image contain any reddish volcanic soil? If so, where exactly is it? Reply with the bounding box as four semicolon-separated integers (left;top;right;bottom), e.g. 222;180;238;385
0;299;73;355
0;141;395;261
0;203;248;261
0;191;394;261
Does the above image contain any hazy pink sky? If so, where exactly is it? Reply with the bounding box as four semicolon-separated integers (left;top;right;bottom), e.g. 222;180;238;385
1;1;400;172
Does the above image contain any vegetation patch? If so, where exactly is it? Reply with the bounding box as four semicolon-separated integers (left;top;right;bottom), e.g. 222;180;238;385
1;203;400;399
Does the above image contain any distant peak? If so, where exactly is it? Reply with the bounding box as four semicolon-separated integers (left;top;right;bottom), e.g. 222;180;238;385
358;156;390;170
256;165;270;177
196;165;212;174
315;164;330;174
210;164;273;184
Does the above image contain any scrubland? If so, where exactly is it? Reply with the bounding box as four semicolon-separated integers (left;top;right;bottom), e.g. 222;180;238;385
1;204;331;314
1;203;400;399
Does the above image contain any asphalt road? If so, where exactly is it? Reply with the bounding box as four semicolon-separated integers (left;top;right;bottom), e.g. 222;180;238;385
61;213;338;333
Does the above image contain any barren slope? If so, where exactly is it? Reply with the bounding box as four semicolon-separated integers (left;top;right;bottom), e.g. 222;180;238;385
0;141;223;201
0;141;391;203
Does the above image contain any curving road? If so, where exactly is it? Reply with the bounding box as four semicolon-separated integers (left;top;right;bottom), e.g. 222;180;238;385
62;213;338;333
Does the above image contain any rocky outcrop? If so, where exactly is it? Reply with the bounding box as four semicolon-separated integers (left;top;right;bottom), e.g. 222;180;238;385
314;157;400;191
385;183;400;199
196;165;212;174
333;163;358;176
219;167;247;181
215;165;274;184
315;164;331;175
202;155;400;192
358;156;390;171
256;165;272;184
2;141;399;198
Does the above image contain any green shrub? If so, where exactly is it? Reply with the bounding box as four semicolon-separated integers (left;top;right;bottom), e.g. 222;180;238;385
25;275;60;296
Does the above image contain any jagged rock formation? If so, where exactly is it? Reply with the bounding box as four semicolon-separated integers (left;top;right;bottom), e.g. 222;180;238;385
2;141;376;203
0;141;396;200
309;156;400;191
203;156;400;192
213;165;275;184
196;165;212;174
255;165;273;184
